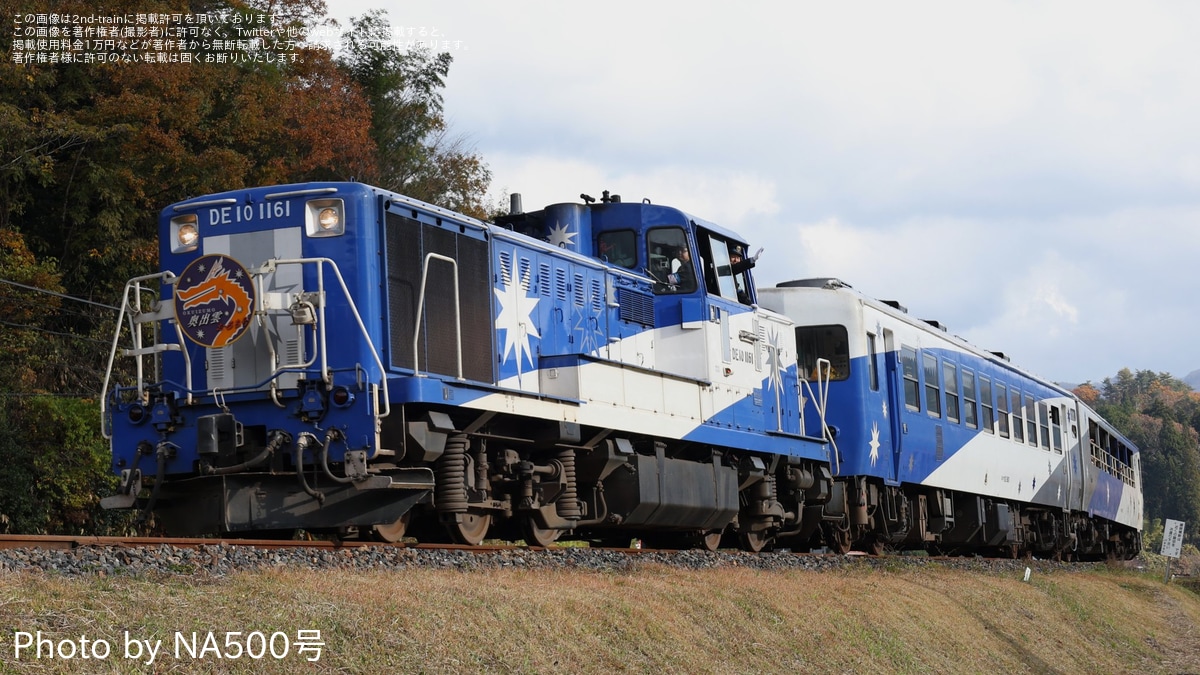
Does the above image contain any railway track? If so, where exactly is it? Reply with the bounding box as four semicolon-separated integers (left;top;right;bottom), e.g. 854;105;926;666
0;533;1104;582
0;533;522;553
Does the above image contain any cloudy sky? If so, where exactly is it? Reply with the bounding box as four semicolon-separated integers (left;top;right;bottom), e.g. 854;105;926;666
322;1;1200;385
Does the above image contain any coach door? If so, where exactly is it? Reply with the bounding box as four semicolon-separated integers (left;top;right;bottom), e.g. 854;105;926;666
883;328;903;482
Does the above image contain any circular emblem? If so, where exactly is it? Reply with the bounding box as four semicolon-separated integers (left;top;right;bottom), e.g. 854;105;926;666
174;254;256;348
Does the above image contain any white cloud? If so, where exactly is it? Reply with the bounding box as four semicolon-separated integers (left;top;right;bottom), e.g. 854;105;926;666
487;154;779;227
324;0;1200;383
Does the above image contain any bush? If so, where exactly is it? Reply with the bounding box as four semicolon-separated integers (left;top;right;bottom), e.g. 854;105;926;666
0;396;134;534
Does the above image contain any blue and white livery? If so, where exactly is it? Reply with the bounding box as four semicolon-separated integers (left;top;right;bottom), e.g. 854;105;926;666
759;279;1142;558
101;183;831;550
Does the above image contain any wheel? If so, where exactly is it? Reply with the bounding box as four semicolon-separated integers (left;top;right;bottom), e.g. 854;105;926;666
371;512;411;543
822;522;852;554
739;529;773;553
446;511;492;546
522;517;562;548
865;537;887;556
699;529;723;552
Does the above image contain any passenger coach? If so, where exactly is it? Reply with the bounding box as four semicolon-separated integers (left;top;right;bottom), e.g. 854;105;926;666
759;278;1142;559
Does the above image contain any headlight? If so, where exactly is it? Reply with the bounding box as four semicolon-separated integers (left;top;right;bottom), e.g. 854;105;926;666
318;207;340;230
306;199;345;237
170;214;199;253
179;223;198;246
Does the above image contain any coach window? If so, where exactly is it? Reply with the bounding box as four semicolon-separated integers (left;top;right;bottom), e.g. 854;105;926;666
1038;403;1051;451
996;383;1010;439
962;369;978;428
796;325;850;381
980;376;994;433
924;353;941;418
1025;394;1037;446
901;345;920;410
1050;407;1063;453
943;362;960;423
867;333;879;391
1010;389;1025;443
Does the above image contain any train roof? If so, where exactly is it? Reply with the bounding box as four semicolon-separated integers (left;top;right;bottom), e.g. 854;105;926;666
774;277;1077;400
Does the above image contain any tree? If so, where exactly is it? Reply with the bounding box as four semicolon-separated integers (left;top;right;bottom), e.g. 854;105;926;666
1093;368;1200;543
0;0;489;535
340;10;491;218
1;0;377;301
0;0;379;534
1074;382;1100;406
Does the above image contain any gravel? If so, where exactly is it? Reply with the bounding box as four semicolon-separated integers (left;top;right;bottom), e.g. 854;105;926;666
0;543;1102;578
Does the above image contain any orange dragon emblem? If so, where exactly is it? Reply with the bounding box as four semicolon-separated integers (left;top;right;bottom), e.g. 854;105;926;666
174;254;256;348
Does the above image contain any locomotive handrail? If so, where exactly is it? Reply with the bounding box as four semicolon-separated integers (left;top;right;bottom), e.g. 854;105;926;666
259;257;391;419
252;271;320;375
100;271;193;439
800;358;841;475
411;253;464;380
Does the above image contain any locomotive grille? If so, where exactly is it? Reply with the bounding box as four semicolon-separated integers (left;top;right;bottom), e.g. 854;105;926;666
518;257;532;290
386;212;493;382
573;273;585;306
498;250;512;284
617;287;655;326
590;278;604;313
555;268;568;301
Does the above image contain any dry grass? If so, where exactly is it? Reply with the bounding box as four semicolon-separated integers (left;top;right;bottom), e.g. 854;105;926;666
0;561;1197;673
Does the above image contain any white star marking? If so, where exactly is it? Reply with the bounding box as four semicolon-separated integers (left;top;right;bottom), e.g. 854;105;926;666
494;252;540;368
869;421;881;467
572;307;603;355
882;401;889;419
547;222;577;248
765;328;783;394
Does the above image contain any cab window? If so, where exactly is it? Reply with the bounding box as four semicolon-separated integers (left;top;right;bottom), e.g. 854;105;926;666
598;230;637;269
646;227;695;294
706;234;738;300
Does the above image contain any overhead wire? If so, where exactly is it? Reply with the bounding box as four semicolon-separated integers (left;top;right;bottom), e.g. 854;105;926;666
0;277;120;312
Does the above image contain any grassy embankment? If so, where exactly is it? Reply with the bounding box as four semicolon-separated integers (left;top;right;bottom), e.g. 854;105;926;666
0;556;1198;674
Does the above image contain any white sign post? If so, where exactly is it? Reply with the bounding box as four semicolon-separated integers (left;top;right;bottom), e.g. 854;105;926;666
1161;519;1186;583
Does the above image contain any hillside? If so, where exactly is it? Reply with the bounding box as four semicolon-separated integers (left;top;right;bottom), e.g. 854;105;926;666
1184;369;1200;391
1;557;1197;673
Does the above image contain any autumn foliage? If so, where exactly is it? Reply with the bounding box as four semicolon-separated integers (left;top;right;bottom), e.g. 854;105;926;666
1077;369;1200;545
0;0;489;533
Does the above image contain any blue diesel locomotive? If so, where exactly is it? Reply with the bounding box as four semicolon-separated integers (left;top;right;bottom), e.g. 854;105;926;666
759;279;1143;559
101;183;833;551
